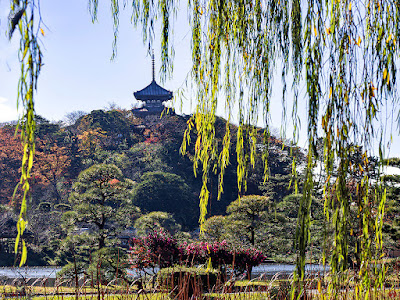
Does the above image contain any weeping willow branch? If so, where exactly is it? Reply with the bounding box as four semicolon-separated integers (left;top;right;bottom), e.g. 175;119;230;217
8;0;43;266
10;0;398;290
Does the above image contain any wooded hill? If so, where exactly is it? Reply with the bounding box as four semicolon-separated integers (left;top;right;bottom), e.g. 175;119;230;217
0;108;399;266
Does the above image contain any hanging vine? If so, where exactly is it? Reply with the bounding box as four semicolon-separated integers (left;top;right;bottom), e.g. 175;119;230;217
8;0;397;295
8;0;43;266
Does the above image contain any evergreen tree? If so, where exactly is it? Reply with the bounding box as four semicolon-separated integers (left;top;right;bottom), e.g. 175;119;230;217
134;211;181;237
132;171;196;229
68;164;138;249
225;195;270;246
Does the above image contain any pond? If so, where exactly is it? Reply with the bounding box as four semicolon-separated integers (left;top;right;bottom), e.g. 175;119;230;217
0;267;61;279
126;264;329;279
0;264;329;280
252;264;329;277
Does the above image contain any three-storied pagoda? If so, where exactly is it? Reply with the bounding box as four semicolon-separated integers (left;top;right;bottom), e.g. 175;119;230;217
133;53;173;115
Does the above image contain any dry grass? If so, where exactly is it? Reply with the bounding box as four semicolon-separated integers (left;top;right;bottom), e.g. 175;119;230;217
2;268;400;300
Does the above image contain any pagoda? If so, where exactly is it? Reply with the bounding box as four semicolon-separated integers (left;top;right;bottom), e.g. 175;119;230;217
133;53;173;115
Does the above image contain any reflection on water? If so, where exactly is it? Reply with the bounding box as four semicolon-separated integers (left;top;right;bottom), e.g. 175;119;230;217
252;264;329;276
0;267;61;279
0;264;329;279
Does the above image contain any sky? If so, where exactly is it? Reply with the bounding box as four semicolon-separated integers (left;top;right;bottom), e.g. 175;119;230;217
1;1;400;158
0;0;194;121
0;1;296;141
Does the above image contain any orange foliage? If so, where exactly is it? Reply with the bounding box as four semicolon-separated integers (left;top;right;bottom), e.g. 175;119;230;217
108;178;120;185
33;139;71;186
0;127;23;205
77;127;108;155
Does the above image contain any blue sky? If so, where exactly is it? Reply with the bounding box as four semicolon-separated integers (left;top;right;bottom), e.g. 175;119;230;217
0;0;193;122
1;1;399;158
0;1;301;147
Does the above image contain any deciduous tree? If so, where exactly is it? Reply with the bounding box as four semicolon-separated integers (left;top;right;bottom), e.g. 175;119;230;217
0;127;23;205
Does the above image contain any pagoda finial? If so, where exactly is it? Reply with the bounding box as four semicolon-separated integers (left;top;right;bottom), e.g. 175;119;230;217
152;49;155;81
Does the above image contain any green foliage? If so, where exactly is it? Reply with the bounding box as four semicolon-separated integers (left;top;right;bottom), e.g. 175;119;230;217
202;215;227;242
55;233;95;267
87;247;130;283
68;164;138;249
158;266;219;277
132;171;196;229
383;158;400;168
9;4;399;298
225;195;270;246
134;211;182;237
275;194;324;262
54;163;140;278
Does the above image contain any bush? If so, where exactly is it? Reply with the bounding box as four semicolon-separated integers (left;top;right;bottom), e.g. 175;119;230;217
130;229;184;269
233;247;265;275
130;233;266;280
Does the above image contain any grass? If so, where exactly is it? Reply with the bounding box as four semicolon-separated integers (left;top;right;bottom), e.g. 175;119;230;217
0;285;127;295
5;295;171;300
2;270;400;300
3;288;400;300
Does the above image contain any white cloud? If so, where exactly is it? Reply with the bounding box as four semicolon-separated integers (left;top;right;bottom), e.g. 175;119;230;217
0;97;19;122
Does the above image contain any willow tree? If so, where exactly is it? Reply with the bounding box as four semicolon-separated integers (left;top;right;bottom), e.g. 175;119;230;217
7;0;396;295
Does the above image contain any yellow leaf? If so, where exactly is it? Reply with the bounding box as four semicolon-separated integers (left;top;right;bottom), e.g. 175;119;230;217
20;240;27;267
370;83;376;97
206;257;212;272
349;2;352;10
356;36;361;46
314;26;317;37
317;280;321;293
326;27;331;35
40;28;45;36
387;34;393;43
22;46;28;60
383;68;387;80
350;228;353;235
329;87;332;99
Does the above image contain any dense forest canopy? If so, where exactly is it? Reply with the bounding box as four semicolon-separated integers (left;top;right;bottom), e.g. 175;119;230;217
4;0;400;295
0;111;307;266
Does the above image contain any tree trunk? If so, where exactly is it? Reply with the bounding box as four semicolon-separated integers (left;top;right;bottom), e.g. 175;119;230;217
246;265;252;280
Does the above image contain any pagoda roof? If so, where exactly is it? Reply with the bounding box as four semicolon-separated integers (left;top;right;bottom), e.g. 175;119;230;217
134;80;173;101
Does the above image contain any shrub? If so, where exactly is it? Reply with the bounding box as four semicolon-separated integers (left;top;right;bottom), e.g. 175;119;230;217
130;233;266;280
130;229;184;269
233;247;265;275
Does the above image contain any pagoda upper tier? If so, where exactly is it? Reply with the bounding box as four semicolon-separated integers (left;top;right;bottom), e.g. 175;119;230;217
133;80;173;101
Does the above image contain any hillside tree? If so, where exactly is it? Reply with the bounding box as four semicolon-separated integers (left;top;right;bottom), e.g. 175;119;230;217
132;171;196;229
68;163;138;249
